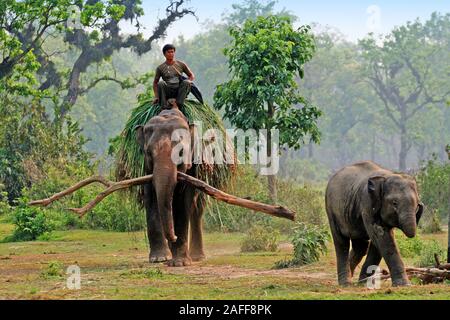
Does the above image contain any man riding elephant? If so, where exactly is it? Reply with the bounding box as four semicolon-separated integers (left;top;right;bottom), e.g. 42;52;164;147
153;44;197;109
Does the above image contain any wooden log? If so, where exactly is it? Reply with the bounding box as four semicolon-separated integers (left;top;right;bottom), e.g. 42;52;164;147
177;172;295;221
29;173;296;221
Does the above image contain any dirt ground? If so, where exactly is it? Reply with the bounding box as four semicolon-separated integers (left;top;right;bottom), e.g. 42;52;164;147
0;222;449;300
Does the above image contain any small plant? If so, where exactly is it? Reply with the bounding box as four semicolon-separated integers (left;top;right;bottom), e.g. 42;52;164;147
240;225;280;252
274;222;329;268
41;261;64;279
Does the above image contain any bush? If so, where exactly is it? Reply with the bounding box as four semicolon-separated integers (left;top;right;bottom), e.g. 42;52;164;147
240;225;279;252
414;240;446;268
2;200;54;242
416;158;450;226
274;222;329;268
0;190;11;216
396;232;446;267
419;207;442;234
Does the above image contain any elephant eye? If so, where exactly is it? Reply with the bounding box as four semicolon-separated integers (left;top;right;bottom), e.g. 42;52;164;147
392;200;398;207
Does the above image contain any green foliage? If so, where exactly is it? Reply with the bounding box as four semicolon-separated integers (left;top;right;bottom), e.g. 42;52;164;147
40;261;64;279
204;165;326;233
274;222;329;268
214;15;321;149
114;96;234;207
396;232;446;267
240;225;279;252
0;190;11;215
415;240;446;268
417;158;450;223
21;162;144;232
2;199;54;242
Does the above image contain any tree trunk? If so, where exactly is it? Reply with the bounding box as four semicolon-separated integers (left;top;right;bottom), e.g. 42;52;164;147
308;141;314;158
399;126;408;171
267;101;277;202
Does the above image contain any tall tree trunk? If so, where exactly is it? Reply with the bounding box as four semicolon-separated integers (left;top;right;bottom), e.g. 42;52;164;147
447;146;450;263
267;101;277;202
308;141;314;158
399;126;408;171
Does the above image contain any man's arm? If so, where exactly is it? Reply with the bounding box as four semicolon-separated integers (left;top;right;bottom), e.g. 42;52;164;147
181;61;195;82
153;68;161;103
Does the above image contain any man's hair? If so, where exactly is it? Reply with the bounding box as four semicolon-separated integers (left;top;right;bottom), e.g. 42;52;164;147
162;44;176;54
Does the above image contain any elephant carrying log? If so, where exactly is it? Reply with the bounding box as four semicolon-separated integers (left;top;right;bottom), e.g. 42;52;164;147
325;161;424;286
28;99;295;267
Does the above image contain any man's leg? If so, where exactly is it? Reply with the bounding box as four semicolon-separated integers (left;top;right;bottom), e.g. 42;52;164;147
176;80;192;107
157;81;169;108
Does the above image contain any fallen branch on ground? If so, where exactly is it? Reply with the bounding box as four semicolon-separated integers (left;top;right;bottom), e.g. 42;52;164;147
359;258;450;285
28;172;296;221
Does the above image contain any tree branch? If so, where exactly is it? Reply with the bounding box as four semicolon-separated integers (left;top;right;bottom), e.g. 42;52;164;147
29;172;296;221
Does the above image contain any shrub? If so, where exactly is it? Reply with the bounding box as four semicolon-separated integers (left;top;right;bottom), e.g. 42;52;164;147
414;240;446;268
274;222;329;268
240;225;279;252
396;232;446;267
396;234;424;258
2;200;54;242
419;207;442;234
0;190;11;216
40;261;64;279
416;158;450;226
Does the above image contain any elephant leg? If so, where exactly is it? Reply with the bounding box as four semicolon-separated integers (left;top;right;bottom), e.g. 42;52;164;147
358;241;382;282
349;239;369;277
167;186;191;267
144;184;171;263
330;226;351;286
189;192;206;261
369;227;409;286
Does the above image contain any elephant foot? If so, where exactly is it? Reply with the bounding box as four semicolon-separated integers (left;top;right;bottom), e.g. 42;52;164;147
391;278;410;287
190;254;206;262
149;248;172;263
167;256;192;267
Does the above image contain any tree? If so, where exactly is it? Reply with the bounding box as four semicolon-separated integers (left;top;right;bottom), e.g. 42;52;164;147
360;12;450;170
214;15;321;201
1;0;196;125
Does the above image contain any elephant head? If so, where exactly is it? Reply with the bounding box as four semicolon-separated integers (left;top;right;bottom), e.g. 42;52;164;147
368;174;424;238
135;101;196;243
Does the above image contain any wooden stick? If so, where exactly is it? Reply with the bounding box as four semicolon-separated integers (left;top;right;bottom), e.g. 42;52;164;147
29;173;296;221
177;172;295;221
28;176;112;207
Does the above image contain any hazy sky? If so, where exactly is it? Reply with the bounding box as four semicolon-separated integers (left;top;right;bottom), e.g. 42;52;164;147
134;0;449;48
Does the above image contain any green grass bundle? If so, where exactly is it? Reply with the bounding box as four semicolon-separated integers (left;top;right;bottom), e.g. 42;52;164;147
115;98;235;206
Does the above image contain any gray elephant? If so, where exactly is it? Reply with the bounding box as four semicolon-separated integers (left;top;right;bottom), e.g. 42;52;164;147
135;99;205;267
325;161;423;286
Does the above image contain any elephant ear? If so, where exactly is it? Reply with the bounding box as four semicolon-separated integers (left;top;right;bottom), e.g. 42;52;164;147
135;125;144;152
368;175;386;215
416;202;424;225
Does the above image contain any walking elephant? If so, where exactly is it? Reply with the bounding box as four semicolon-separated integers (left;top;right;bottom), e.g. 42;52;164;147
135;99;206;267
325;161;424;286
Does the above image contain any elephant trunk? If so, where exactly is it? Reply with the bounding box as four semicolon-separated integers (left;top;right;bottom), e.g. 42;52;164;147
153;161;178;243
399;212;417;238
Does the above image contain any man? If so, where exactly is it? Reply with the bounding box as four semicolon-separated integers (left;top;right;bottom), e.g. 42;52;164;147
153;44;195;109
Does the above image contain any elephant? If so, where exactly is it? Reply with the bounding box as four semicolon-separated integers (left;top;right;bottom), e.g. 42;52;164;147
325;161;424;286
135;99;206;267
